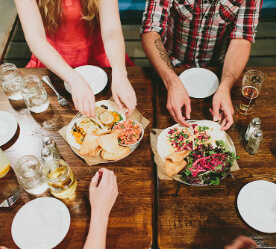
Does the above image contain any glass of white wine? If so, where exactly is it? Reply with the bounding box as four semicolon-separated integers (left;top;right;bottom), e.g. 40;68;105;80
43;159;77;199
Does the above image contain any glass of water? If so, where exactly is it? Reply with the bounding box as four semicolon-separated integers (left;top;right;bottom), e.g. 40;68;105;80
21;75;49;113
15;155;49;195
0;63;23;100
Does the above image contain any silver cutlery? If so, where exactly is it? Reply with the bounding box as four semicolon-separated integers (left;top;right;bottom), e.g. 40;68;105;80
0;189;20;207
42;75;71;110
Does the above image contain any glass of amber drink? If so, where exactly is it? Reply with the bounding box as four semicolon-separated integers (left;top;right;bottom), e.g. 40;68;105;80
236;69;265;115
43;159;77;199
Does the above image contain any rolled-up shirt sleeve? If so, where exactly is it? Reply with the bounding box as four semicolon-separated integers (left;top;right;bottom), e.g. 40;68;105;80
140;0;172;40
230;0;263;43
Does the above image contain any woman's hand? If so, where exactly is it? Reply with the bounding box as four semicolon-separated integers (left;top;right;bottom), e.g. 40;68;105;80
111;69;137;117
89;168;118;218
225;236;258;249
69;73;96;118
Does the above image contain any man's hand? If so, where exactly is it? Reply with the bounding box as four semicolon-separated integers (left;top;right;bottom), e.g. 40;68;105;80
111;69;137;117
225;236;258;249
166;77;191;127
210;87;234;131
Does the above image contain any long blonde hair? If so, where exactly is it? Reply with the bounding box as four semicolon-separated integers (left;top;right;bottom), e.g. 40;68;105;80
37;0;99;35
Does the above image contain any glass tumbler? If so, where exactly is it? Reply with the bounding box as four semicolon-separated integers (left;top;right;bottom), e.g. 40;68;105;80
236;69;265;115
43;159;77;199
15;155;49;195
0;63;23;100
21;75;49;113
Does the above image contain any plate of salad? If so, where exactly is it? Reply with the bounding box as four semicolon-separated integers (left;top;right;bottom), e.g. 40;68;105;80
157;120;238;186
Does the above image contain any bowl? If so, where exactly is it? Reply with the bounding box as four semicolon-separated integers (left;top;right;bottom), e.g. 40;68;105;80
112;120;144;147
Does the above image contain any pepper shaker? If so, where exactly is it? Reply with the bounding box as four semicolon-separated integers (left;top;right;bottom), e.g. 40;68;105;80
246;129;263;155
42;137;61;159
245;118;261;141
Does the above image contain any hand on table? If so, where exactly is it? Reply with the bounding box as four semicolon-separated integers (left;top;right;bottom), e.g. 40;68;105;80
89;168;118;218
70;75;96;118
111;70;137;117
209;88;234;131
225;236;258;249
166;77;191;127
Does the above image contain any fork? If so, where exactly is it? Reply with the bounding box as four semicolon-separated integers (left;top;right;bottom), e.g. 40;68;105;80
42;75;71;110
0;189;20;207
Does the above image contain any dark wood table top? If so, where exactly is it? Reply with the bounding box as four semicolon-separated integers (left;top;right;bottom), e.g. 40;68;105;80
0;67;154;249
155;67;276;249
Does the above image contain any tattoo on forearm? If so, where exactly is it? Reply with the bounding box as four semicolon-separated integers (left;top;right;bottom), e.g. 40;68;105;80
154;38;173;70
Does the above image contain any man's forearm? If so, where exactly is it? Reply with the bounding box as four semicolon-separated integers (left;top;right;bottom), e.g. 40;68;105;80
141;32;178;88
219;39;252;92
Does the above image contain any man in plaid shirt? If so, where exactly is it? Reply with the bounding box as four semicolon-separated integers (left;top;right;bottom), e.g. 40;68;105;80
141;0;263;130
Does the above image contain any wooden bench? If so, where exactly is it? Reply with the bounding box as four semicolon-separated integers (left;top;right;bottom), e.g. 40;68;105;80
0;0;17;64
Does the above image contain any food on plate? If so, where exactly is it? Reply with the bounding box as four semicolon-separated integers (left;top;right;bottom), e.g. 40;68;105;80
112;120;143;146
99;111;115;125
157;120;236;185
164;151;189;176
164;150;190;163
79;134;101;157
101;146;131;161
70;117;101;147
180;141;238;185
97;133;121;153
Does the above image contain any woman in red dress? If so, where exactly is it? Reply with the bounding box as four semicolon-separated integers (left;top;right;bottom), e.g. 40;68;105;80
14;0;136;117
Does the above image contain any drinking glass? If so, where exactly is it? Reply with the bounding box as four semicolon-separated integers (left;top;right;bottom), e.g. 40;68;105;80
21;75;49;113
15;155;49;195
0;63;23;100
43;159;77;199
236;69;265;115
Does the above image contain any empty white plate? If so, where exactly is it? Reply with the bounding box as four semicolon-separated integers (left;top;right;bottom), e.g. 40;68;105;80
64;65;108;95
237;180;276;233
12;197;70;249
0;111;17;146
179;68;219;98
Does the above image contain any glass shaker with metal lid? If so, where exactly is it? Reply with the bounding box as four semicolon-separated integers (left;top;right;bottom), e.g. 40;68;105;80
43;137;61;159
245;118;261;141
246;129;263;155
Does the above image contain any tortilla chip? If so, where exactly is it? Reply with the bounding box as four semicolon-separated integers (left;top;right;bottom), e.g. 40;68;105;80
79;134;101;156
101;146;131;161
94;127;110;136
164;150;190;163
164;159;187;177
97;133;121;153
110;129;122;138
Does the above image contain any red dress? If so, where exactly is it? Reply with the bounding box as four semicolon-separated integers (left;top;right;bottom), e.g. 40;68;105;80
26;0;135;68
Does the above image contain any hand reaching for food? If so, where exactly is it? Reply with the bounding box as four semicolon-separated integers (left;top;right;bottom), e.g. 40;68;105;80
166;78;191;127
69;73;96;118
111;69;137;117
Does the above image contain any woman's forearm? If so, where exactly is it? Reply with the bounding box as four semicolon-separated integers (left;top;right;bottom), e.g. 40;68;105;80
83;213;109;249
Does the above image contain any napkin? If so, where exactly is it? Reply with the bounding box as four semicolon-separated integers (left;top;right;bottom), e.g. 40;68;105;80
150;129;240;181
59;107;150;166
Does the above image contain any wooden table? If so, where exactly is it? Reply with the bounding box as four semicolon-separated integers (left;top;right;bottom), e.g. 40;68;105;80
0;67;154;249
155;67;276;249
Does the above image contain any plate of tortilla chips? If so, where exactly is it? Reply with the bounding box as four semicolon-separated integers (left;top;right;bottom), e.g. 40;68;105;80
66;100;144;163
157;120;237;186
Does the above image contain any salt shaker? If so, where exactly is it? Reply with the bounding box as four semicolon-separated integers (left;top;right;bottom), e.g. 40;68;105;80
246;129;263;155
41;147;54;165
245;118;261;141
42;137;61;159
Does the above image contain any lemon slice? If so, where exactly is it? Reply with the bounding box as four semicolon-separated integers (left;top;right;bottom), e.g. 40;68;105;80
0;149;10;178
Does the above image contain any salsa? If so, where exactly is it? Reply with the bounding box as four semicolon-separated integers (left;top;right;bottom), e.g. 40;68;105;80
113;120;143;145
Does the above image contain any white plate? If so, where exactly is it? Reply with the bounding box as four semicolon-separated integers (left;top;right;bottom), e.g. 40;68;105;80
0;111;18;146
237;180;276;233
179;68;219;98
12;197;70;249
64;65;108;95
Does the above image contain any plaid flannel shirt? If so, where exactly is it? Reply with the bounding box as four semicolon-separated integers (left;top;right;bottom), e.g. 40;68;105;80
141;0;263;67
